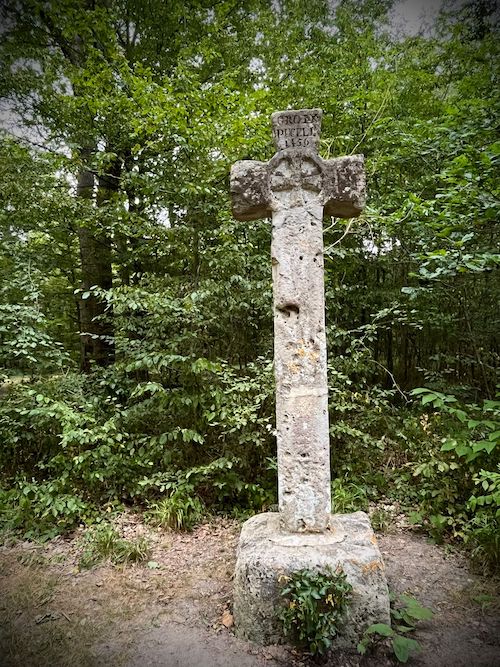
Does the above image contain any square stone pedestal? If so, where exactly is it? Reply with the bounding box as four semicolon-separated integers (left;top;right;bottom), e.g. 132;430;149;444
233;511;390;648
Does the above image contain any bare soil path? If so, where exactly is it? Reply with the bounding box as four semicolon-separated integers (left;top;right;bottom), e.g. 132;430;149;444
0;516;498;667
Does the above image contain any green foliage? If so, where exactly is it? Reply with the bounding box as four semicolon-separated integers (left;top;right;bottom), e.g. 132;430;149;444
279;567;352;656
357;593;433;663
327;359;405;493
0;480;89;542
408;388;500;571
468;468;500;513
392;593;434;625
0;140;77;373
0;0;498;576
466;468;500;573
79;523;150;569
0;359;275;536
0;297;70;374
331;478;369;513
370;508;390;533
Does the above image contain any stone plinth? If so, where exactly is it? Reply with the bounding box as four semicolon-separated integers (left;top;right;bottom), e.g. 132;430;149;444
233;512;390;647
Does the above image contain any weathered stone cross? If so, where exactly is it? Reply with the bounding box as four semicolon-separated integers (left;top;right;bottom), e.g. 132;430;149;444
230;109;365;533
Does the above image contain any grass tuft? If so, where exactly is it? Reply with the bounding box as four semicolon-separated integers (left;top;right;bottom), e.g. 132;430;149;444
79;523;150;569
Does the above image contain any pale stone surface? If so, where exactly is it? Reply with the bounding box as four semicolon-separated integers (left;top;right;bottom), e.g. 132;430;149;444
233;512;391;647
230;160;269;221
229;152;366;222
323;155;366;218
270;152;331;533
230;110;366;532
230;109;389;648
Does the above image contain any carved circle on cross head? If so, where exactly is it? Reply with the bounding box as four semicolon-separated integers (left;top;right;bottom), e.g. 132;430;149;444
268;150;324;209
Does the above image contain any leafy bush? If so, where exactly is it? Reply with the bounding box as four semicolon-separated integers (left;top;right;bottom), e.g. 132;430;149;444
0;480;89;541
407;389;500;571
0;266;71;376
278;567;352;656
466;467;500;573
0;353;276;537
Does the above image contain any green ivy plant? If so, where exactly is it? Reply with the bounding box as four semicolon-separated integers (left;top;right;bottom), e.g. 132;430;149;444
357;593;433;663
278;567;352;656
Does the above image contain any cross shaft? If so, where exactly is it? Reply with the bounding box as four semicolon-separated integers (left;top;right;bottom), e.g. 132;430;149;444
231;109;365;532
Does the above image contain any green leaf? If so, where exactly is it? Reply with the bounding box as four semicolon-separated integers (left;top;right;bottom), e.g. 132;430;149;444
392;635;420;663
357;640;368;655
395;625;416;634
408;511;423;525
472;440;496;455
404;605;433;621
399;596;433;620
422;394;436;405
147;561;160;569
441;439;458;452
366;623;393;636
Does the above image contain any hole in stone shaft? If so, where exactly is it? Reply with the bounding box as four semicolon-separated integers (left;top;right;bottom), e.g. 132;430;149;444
277;303;300;318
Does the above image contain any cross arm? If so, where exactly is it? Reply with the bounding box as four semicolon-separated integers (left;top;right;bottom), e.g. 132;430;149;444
323;154;366;219
230;160;271;221
230;153;366;221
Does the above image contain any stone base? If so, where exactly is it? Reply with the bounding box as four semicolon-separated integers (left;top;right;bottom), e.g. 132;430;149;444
233;512;390;648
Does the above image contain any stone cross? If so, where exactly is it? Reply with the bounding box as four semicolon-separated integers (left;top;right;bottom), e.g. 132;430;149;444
230;109;365;533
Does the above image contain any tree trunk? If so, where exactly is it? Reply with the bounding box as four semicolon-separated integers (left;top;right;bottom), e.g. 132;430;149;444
76;148;115;371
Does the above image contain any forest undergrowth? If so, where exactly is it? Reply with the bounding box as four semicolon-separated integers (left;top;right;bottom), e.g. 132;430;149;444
1;363;498;575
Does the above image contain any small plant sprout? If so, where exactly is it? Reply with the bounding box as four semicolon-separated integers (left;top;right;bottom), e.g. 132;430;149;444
357;592;433;663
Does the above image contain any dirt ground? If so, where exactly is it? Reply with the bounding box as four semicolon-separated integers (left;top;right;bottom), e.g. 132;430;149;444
0;515;499;667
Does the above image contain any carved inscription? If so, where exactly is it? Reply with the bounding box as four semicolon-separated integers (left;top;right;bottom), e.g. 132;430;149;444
275;111;321;125
273;125;315;149
271;109;322;152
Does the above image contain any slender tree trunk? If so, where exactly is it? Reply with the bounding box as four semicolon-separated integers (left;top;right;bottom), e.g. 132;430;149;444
76;147;115;371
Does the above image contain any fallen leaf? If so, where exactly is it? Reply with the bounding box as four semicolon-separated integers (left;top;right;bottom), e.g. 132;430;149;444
222;609;234;628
